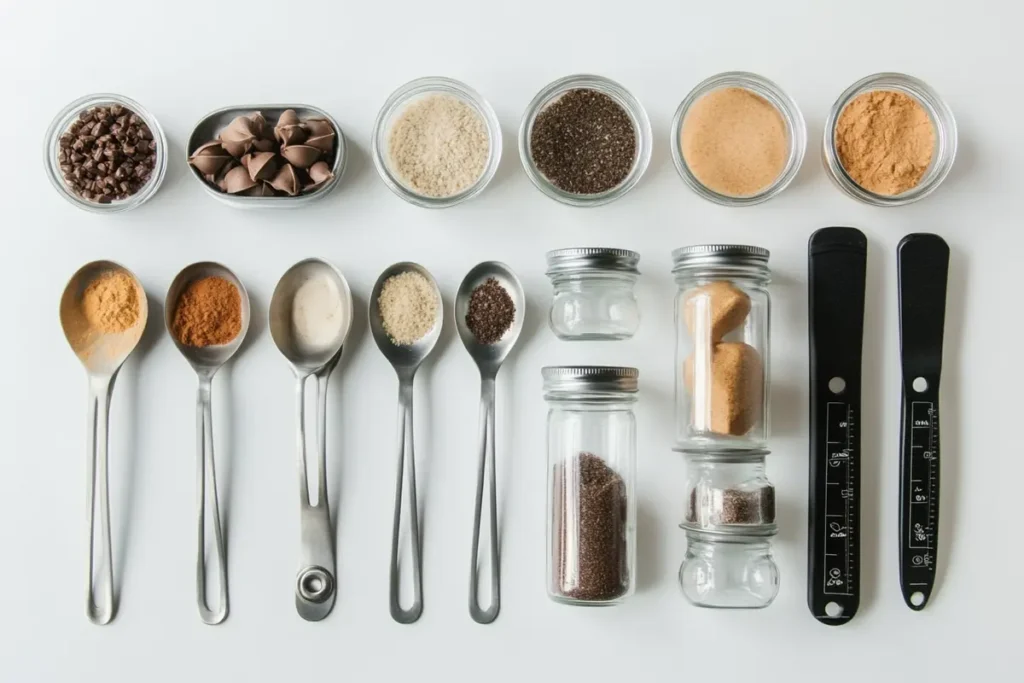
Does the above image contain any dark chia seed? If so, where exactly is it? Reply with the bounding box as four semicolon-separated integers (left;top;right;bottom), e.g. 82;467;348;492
687;485;776;527
529;88;637;195
552;451;629;602
466;277;515;344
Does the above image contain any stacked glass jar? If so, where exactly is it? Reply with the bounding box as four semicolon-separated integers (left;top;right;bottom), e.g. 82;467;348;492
672;245;780;608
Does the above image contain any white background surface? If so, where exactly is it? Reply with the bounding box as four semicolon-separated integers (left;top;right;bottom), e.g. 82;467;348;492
0;0;1019;680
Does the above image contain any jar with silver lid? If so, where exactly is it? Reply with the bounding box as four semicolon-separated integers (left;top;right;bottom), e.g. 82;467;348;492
546;248;640;340
672;245;770;451
543;366;637;605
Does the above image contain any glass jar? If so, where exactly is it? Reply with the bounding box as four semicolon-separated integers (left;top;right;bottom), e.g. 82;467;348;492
519;74;652;207
546;248;640;340
44;93;168;214
371;76;502;208
543;366;638;605
822;73;957;206
672;245;770;451
679;530;779;609
683;454;776;533
671;71;806;207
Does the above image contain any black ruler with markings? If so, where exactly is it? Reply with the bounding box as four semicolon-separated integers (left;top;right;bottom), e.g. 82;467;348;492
808;227;867;625
897;233;948;611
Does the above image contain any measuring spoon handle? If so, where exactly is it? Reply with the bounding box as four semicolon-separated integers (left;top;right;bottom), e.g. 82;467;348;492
196;376;228;625
86;374;116;625
389;378;423;624
897;233;949;611
469;376;500;624
807;227;866;625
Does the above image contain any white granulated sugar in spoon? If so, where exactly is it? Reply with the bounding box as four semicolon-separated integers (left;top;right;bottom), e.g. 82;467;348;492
387;93;489;198
291;273;348;352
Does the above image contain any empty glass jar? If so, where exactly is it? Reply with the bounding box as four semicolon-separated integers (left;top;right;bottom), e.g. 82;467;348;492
546;248;640;340
679;529;780;609
673;245;771;451
543;366;638;605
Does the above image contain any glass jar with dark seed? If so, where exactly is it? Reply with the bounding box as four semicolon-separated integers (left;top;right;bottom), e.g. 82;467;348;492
543;366;638;605
681;453;776;533
44;93;168;214
519;75;652;207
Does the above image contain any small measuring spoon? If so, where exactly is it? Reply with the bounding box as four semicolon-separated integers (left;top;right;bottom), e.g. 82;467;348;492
60;261;148;625
269;258;353;622
454;262;525;624
165;262;250;625
369;262;443;624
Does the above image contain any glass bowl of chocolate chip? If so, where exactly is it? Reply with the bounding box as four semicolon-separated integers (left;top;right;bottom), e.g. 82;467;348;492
44;93;168;213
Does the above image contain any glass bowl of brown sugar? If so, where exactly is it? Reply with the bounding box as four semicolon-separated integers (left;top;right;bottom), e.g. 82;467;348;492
823;73;957;207
671;72;806;207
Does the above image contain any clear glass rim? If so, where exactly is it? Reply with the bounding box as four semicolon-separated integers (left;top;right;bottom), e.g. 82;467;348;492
680;526;777;541
371;76;502;209
822;72;957;207
518;74;652;207
43;93;168;214
671;71;807;207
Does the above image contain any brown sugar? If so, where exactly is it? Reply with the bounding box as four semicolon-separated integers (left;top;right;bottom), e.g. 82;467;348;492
172;276;242;347
82;270;141;334
835;90;935;196
684;342;764;437
683;281;751;343
681;87;788;197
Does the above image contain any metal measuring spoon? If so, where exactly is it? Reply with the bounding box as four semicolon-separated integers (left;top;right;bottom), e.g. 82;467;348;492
60;261;148;625
269;258;352;622
165;262;250;625
369;262;443;624
454;262;525;624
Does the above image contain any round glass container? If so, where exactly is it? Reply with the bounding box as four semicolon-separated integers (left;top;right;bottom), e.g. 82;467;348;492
371;77;502;208
682;453;776;533
44;93;168;214
679;529;779;609
671;72;806;207
543;366;638;606
546;248;640;340
822;73;957;206
672;245;771;451
519;74;652;207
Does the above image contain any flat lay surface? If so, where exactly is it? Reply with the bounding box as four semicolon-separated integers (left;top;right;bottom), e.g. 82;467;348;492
0;0;1019;679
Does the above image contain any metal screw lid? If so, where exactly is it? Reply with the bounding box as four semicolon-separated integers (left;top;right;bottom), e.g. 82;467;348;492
671;245;769;272
546;247;640;276
542;365;639;393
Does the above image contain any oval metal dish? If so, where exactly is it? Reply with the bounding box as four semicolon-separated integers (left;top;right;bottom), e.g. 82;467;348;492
186;104;346;208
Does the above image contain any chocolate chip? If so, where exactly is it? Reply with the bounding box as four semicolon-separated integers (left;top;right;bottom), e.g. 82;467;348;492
56;103;158;203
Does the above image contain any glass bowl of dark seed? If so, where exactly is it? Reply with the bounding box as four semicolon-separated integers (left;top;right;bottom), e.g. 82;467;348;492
44;94;167;213
519;74;652;207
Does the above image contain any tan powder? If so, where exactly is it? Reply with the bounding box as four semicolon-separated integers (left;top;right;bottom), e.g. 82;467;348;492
387;94;489;198
378;271;438;345
82;270;141;333
834;90;935;196
681;87;788;197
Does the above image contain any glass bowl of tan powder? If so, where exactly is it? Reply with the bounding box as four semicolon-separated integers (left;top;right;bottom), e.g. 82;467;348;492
823;73;957;206
372;77;502;209
672;72;806;207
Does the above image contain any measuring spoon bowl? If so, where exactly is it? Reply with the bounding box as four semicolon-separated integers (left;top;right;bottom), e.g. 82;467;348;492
60;260;149;377
369;261;443;374
164;262;250;374
270;258;352;375
454;261;525;376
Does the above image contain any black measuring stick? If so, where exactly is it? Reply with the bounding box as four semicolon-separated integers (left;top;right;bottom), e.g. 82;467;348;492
897;233;949;611
808;227;867;625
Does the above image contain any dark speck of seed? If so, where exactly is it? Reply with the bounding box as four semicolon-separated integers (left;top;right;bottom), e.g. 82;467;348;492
466;277;515;345
529;88;637;195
